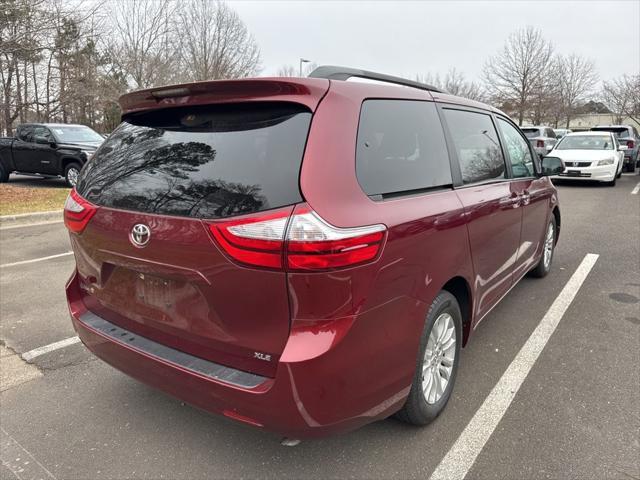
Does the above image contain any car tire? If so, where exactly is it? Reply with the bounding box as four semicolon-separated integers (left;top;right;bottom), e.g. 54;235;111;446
606;176;617;187
396;291;462;426
64;163;82;188
530;215;557;278
0;164;9;183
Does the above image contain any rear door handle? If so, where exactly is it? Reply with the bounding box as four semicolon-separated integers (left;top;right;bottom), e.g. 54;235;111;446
499;194;520;209
520;190;531;206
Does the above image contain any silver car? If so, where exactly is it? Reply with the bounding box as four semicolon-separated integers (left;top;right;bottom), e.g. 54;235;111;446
521;126;558;157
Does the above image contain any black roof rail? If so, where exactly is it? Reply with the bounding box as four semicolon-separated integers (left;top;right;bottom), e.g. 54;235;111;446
308;65;443;94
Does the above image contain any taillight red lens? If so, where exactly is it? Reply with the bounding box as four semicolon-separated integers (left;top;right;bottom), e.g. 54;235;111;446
285;204;386;271
536;140;545;148
64;189;97;233
207;204;387;271
627;140;635;149
208;207;291;269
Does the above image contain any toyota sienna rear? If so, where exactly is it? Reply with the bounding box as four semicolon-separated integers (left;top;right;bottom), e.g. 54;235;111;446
66;67;561;438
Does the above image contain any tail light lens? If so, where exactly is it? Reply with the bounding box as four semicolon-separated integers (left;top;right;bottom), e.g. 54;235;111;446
285;204;385;270
64;189;97;233
627;140;635;149
536;140;545;148
207;203;387;271
208;208;291;269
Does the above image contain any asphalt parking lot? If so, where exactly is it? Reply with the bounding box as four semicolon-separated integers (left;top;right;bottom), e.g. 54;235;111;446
1;175;639;480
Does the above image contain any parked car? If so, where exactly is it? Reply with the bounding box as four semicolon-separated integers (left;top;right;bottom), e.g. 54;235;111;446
64;66;562;439
0;123;104;186
553;128;572;139
549;131;626;185
590;125;639;173
521;125;558;157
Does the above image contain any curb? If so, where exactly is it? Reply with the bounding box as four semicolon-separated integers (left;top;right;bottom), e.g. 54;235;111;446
0;210;63;228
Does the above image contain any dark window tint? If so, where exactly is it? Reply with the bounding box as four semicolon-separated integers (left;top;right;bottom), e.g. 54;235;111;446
498;118;535;178
17;126;33;142
443;109;506;184
521;128;539;139
76;103;312;219
356;100;451;196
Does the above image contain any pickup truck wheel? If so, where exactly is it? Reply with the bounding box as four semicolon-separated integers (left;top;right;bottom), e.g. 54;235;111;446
395;291;461;426
64;163;81;187
0;164;9;183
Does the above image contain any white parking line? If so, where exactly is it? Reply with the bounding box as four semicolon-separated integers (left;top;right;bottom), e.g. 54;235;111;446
631;182;640;195
21;336;81;362
0;251;73;268
430;253;599;480
0;219;63;231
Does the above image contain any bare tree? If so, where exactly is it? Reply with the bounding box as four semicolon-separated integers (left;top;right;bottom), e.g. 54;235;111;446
602;74;640;125
276;62;317;77
482;26;554;125
556;54;598;127
177;0;261;81
276;65;296;77
417;68;484;101
107;0;178;89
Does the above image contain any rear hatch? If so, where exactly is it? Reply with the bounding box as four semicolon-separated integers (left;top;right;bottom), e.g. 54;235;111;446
70;80;328;377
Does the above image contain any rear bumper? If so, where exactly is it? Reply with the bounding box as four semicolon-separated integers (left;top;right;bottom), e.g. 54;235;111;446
66;270;409;438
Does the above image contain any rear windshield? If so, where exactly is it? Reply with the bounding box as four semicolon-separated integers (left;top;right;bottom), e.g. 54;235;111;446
521;128;539;138
76;103;311;219
591;127;629;138
555;135;613;150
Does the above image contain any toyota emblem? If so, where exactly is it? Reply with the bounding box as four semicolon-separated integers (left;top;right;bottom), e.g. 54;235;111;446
130;224;151;247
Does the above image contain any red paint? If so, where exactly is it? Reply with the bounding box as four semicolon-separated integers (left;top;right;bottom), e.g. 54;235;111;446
65;76;559;438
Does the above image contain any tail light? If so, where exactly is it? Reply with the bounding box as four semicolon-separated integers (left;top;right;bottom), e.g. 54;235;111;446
64;189;97;233
536;140;545;148
207;203;387;271
627;140;635;149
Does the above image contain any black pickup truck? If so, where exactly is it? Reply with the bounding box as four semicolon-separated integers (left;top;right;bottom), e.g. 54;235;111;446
0;123;104;187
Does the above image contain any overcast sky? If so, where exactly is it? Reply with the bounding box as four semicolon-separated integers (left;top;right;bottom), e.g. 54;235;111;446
231;0;640;83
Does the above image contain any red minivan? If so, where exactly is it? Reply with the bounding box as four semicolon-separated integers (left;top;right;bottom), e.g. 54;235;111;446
65;67;563;439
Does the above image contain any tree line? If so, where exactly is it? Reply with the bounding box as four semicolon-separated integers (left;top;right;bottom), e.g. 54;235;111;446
1;0;260;135
2;2;638;137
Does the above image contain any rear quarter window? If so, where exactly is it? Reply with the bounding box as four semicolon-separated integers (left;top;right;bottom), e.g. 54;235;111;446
355;100;452;197
76;103;311;219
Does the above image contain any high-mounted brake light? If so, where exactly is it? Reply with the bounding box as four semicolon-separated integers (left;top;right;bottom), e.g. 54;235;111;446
207;204;387;271
64;189;97;233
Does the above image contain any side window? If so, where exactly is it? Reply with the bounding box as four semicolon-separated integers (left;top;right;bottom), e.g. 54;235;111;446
356;100;452;196
497;118;535;178
442;108;506;184
17;126;33;142
32;126;51;141
545;128;555;138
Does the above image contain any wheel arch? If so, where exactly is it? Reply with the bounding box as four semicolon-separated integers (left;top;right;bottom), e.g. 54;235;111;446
552;206;561;244
441;276;473;347
61;157;82;174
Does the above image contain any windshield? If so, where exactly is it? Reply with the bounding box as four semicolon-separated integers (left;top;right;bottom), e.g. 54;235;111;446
555;135;613;150
521;129;539;139
50;126;104;143
76;103;311;219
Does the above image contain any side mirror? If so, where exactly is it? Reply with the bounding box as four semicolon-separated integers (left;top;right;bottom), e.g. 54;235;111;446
540;156;564;176
618;145;629;151
34;135;49;144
